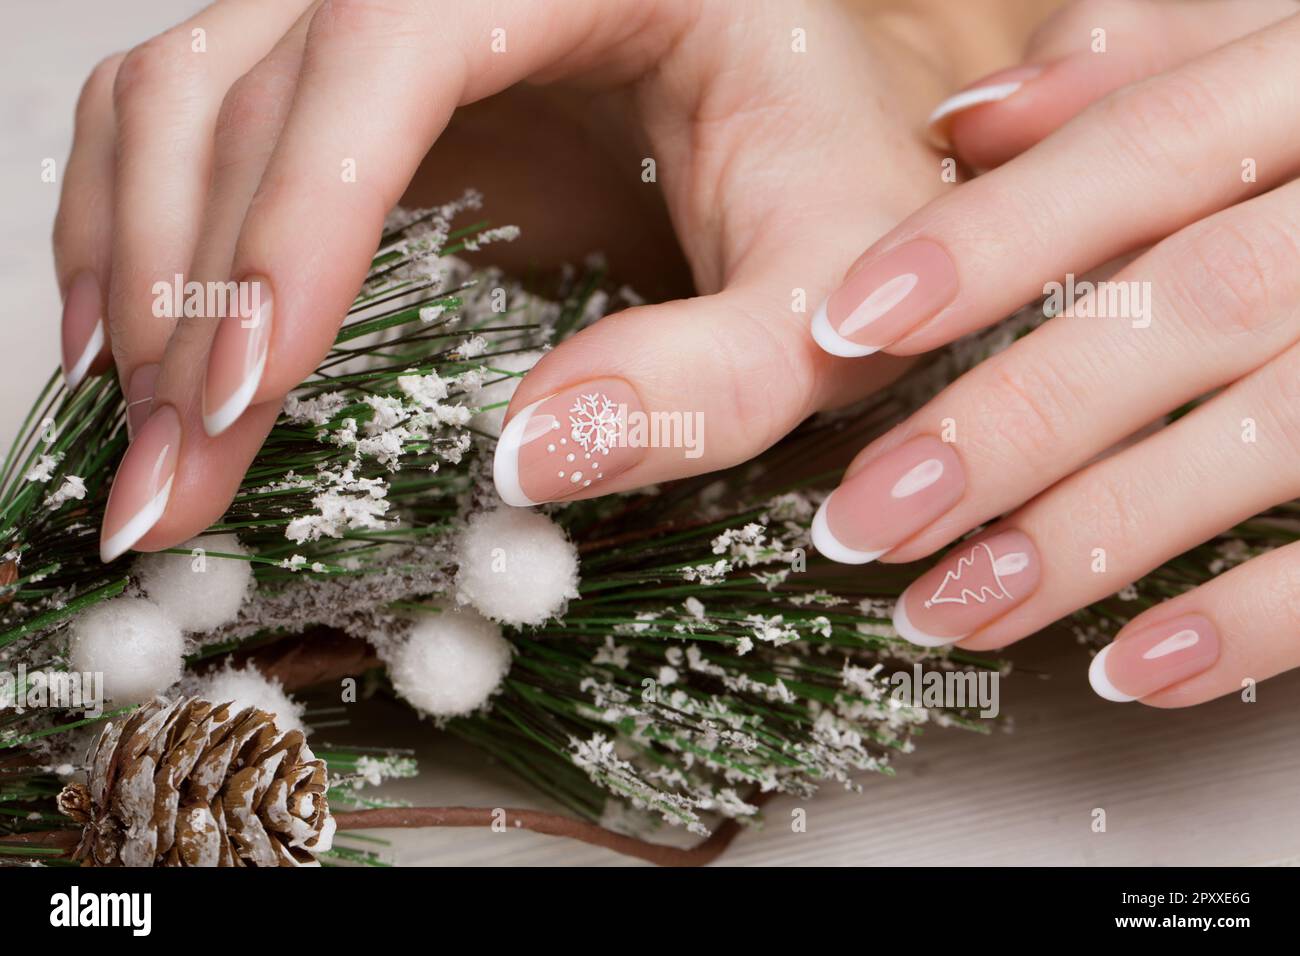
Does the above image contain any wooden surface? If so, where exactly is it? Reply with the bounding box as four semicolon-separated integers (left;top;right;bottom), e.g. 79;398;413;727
332;633;1300;866
6;1;1298;867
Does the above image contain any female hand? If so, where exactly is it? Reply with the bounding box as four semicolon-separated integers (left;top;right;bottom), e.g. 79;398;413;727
806;0;1300;707
53;0;1044;562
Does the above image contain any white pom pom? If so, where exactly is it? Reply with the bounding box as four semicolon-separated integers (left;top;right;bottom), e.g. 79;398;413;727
134;533;253;634
194;662;306;734
68;597;184;705
388;608;512;717
470;350;544;437
455;507;579;626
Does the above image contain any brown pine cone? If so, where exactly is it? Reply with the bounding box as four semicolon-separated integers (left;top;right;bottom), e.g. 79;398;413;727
58;696;334;867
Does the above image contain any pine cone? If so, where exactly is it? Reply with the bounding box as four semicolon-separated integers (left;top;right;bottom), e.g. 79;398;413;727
58;697;334;867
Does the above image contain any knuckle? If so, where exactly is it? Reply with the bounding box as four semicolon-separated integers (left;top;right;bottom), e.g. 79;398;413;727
112;31;200;111
1257;345;1300;461
309;0;417;47
1029;0;1146;55
1164;215;1300;338
76;53;125;121
968;356;1080;466
1096;73;1231;174
1066;468;1151;553
214;74;279;146
715;302;819;463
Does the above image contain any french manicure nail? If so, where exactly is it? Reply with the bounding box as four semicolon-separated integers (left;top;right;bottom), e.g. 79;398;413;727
203;275;272;436
100;404;181;562
494;378;645;507
125;363;160;440
812;239;958;357
813;436;965;564
892;530;1040;647
61;271;105;389
1089;614;1220;703
927;64;1045;145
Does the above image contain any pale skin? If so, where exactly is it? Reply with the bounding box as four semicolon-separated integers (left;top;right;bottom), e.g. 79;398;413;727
53;0;1300;708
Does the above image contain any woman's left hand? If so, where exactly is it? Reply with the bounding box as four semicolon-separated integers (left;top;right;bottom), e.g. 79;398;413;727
808;0;1300;708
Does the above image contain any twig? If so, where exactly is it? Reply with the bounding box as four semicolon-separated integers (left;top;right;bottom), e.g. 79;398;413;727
333;797;770;866
3;795;769;867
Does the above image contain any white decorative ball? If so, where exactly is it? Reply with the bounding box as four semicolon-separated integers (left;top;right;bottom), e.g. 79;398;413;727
194;662;306;735
469;350;544;437
68;597;185;705
388;608;512;718
134;533;253;634
454;507;579;627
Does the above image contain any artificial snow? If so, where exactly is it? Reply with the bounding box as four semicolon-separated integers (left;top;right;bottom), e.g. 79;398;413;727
67;597;184;704
468;350;543;437
454;507;579;627
193;662;306;734
134;533;253;634
388;608;512;717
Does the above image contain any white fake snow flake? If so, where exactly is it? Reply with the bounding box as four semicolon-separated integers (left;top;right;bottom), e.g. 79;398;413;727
134;533;253;634
388;608;512;717
454;507;579;627
195;662;306;734
43;475;86;508
68;597;184;704
24;454;62;483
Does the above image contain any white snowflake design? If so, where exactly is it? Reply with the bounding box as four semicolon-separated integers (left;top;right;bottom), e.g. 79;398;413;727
568;392;622;455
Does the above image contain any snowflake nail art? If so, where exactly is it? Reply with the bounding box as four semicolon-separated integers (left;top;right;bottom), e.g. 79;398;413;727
494;379;643;507
568;392;622;455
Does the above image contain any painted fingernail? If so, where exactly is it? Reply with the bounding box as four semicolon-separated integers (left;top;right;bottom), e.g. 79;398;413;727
927;64;1044;145
125;363;160;440
892;530;1040;647
61;271;106;389
813;436;965;564
494;378;644;507
812;239;958;357
1089;614;1220;703
100;404;181;562
203;275;272;436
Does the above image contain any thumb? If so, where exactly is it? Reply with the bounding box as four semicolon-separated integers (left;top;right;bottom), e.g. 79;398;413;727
492;245;915;507
933;0;1297;171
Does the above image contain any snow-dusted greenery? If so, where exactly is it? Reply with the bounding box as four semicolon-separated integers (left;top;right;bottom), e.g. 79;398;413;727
3;193;1291;860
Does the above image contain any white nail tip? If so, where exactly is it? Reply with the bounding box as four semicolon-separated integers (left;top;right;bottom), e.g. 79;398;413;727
811;495;886;565
891;594;962;648
810;301;881;359
1088;645;1138;703
927;81;1024;129
99;475;174;563
65;320;105;390
203;349;267;437
493;398;542;508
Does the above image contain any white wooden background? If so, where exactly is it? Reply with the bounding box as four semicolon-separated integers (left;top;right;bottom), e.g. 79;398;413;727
5;1;1297;866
